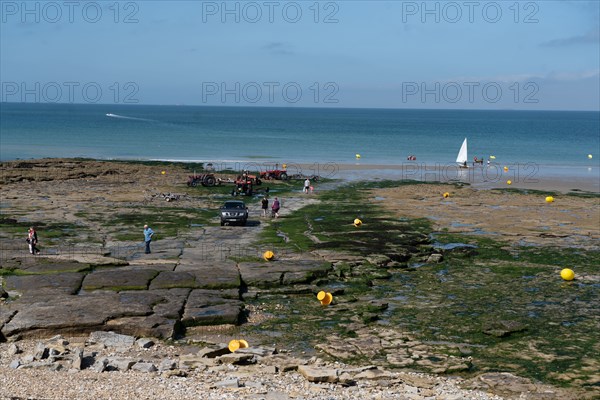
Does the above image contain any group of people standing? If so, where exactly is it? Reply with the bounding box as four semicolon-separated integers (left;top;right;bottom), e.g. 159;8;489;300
26;227;40;255
261;196;280;218
260;178;313;219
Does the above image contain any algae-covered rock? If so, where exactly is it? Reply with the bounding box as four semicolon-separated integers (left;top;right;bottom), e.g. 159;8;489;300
483;320;527;338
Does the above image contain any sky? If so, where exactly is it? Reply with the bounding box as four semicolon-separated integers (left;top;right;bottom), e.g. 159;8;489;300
1;0;599;110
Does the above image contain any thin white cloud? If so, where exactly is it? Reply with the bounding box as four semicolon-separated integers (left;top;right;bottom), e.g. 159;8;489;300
541;29;599;47
544;69;600;81
442;70;599;84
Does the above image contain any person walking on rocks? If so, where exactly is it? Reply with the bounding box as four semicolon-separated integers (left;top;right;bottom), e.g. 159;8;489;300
143;224;154;254
271;197;280;218
27;227;40;255
261;196;269;217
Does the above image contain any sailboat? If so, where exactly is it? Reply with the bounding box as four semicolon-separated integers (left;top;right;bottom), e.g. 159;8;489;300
456;138;468;168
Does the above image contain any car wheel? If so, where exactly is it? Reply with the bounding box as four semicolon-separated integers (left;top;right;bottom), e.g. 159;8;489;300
221;221;225;226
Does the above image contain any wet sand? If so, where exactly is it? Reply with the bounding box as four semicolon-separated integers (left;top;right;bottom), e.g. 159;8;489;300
314;163;600;193
369;183;600;250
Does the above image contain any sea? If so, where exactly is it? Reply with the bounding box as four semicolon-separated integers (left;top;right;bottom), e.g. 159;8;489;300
1;102;599;183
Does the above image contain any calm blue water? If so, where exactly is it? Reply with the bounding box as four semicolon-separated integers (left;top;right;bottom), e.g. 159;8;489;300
1;103;598;178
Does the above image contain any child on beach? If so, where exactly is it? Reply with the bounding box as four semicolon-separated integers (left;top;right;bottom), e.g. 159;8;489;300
304;178;311;194
27;227;40;255
271;197;280;218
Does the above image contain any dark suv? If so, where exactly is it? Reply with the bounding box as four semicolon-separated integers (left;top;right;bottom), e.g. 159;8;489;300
220;200;249;226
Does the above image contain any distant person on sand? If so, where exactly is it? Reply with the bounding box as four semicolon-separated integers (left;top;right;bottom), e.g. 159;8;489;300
27;227;40;255
271;197;280;218
261;196;269;217
304;178;311;194
143;224;154;254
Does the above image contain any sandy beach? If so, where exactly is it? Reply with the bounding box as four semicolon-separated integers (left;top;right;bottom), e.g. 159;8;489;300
282;162;600;193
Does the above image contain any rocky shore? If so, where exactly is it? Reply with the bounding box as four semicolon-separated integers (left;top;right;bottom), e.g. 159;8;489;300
1;159;598;400
1;331;567;400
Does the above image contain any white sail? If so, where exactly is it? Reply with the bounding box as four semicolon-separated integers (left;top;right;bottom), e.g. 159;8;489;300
456;138;468;165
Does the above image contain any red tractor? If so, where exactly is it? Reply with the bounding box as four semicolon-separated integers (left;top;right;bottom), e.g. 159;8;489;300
240;170;262;185
260;168;288;181
187;174;218;187
232;176;254;196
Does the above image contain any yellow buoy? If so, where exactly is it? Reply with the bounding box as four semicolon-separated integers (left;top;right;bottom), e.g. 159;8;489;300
506;180;512;185
545;196;554;203
490;155;496;159
320;292;333;306
238;339;249;349
443;192;450;198
317;291;326;301
228;340;241;352
263;250;275;261
355;154;361;159
503;166;509;172
560;268;575;281
353;218;362;227
588;154;593;159
161;171;166;175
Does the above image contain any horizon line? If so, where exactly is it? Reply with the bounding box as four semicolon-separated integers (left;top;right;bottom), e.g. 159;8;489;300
1;101;598;113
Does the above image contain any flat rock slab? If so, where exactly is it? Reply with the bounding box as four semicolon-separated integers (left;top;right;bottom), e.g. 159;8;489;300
298;365;339;383
149;271;197;289
182;289;243;326
151;288;192;318
120;263;176;272
0;288;192;340
312;250;365;263
5;272;85;295
1;291;151;338
106;315;180;339
7;259;92;274
238;260;332;288
127;250;181;262
106;289;190;338
176;261;240;290
125;241;184;262
81;269;159;291
89;331;136;348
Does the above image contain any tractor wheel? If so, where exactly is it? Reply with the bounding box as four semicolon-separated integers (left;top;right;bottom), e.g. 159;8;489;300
279;172;288;181
190;180;198;187
205;176;216;186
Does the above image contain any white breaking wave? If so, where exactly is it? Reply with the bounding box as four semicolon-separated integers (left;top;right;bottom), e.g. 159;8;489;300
105;113;154;122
